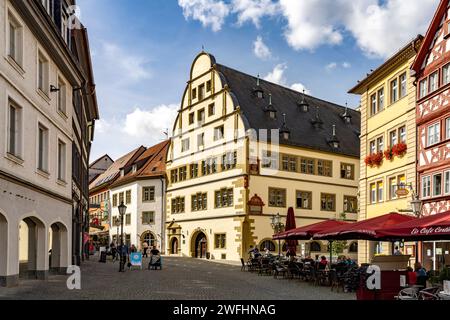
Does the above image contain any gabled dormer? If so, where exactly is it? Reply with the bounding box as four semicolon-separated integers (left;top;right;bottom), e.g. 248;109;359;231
297;89;309;113
264;93;277;119
253;75;264;99
310;106;323;129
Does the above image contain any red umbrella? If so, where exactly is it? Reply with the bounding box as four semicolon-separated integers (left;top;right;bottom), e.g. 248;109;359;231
284;207;298;255
377;211;450;241
314;212;415;240
283;220;349;240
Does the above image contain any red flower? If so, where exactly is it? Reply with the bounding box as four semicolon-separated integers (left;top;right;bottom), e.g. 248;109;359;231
365;152;384;167
384;147;393;161
392;142;407;157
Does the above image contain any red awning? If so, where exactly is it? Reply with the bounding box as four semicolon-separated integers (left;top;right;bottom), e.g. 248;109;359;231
376;211;450;241
273;220;349;240
313;213;415;240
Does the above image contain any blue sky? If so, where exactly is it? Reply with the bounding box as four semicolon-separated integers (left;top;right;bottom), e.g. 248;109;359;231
78;0;439;162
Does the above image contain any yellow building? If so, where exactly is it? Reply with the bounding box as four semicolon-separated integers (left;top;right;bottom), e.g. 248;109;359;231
349;36;423;264
166;52;361;262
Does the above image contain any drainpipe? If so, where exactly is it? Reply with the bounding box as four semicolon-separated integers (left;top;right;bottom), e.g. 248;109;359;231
160;177;165;254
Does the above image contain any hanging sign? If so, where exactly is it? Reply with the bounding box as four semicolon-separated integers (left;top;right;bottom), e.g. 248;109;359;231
396;188;409;197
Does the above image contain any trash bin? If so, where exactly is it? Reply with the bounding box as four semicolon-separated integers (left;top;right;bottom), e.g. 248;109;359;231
206;252;210;260
99;251;107;263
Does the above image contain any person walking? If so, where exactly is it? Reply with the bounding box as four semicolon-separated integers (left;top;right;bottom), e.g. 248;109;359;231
143;241;149;258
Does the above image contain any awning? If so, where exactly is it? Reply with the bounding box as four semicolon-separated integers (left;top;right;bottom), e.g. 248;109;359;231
376;211;450;241
273;220;349;240
313;213;415;241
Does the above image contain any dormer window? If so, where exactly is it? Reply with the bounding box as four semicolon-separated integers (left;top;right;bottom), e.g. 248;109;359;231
253;75;264;98
298;90;309;112
311;107;323;129
120;169;124;177
280;113;291;140
132;164;137;173
265;93;277;119
328;125;340;149
341;105;352;124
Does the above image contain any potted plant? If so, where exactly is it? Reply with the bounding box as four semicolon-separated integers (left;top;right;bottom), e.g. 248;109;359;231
365;152;384;167
384;147;394;161
392;142;407;157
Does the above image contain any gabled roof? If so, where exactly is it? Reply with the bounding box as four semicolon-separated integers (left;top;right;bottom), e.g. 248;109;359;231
215;64;361;157
89;146;146;192
411;0;447;73
109;140;170;189
89;154;114;168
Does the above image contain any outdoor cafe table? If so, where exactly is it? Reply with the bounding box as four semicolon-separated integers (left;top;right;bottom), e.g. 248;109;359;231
438;292;450;300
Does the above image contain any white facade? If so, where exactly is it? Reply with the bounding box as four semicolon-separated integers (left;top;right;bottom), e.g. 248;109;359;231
109;178;166;252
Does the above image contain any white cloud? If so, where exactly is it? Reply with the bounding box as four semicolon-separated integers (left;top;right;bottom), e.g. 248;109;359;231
264;63;287;85
253;36;272;60
178;0;230;32
325;62;338;71
290;83;310;94
342;62;351;68
95;119;112;134
278;0;438;58
123;104;179;138
232;0;279;28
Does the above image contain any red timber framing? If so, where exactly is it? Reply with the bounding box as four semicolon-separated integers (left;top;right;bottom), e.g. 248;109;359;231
412;0;450;216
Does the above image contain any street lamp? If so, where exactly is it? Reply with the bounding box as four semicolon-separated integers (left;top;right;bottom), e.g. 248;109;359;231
271;213;285;257
410;194;423;264
118;201;127;272
114;217;120;245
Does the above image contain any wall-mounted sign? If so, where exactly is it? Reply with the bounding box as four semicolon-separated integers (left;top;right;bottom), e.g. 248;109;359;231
396;188;409;197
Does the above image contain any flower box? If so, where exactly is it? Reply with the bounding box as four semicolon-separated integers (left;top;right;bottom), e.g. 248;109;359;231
392;142;407;157
365;152;384;167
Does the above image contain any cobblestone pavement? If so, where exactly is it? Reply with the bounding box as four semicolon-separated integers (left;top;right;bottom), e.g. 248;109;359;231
0;256;355;300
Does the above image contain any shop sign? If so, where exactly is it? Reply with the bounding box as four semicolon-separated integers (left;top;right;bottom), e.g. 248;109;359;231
396;188;409;197
411;226;450;236
130;252;142;267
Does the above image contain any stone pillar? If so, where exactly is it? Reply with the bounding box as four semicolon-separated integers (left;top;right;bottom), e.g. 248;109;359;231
3;218;19;287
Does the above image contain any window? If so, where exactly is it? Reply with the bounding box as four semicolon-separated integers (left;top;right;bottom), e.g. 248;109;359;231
370;183;376;204
57;140;66;181
349;242;358;253
389;177;397;200
399;126;406;143
370;141;376;154
321;193;336;211
192;193;207;211
142;211;155;225
268;188;287;207
300;158;315;174
179;166;187;181
61;3;70;45
443;64;450;85
214;126;224;141
309;241;321;252
206;80;212;92
142;187;155;202
41;0;53;16
171;197;185;214
447;118;450;140
208;103;215;116
433;174;442;196
344;196;357;213
341;163;355;180
429;71;439;92
37;124;49;172
190;164;198;178
215;188;234;208
7;101;22;158
8;13;23;66
181;138;190;152
390;79;398;103
198;84;205;100
197;133;205;148
113;194;118;207
197;109;205;124
189;113;194;125
171;169;178;183
399;73;407;98
422;176;431;198
126;190;131;204
378;88;384;111
222;152;237;171
262;150;278;169
214;234;226;249
317;160;332;177
118;192;124;205
419;79;428;98
371;94;377;116
125;214;131;226
389;130;397;147
260;240;276;252
192;88;197;100
202;157;217;175
377;181;384;202
296;191;312;209
428;123;440;146
377;136;384;152
445;171;450;195
38;52;49;95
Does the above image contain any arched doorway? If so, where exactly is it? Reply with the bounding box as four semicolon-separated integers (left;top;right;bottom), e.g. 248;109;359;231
0;212;7;284
170;237;179;255
19;216;46;279
141;231;157;249
49;222;68;274
193;232;207;258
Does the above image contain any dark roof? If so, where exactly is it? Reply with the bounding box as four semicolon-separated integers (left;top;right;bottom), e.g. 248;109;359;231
215;64;361;157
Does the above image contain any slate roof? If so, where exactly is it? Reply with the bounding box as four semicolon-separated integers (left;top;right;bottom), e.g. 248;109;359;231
109;140;170;189
215;63;361;157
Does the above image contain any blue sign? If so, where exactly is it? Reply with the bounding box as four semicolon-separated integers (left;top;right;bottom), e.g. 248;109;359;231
130;252;142;267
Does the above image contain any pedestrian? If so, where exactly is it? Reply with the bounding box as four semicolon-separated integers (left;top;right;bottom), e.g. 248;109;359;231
143;241;149;258
130;244;137;253
393;246;402;255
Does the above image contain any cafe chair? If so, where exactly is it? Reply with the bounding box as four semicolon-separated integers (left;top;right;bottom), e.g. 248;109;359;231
395;288;419;300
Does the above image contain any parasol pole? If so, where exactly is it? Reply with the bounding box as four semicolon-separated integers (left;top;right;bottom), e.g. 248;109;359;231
329;240;333;267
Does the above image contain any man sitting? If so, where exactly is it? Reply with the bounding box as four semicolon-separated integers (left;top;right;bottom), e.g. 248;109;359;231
148;246;161;270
